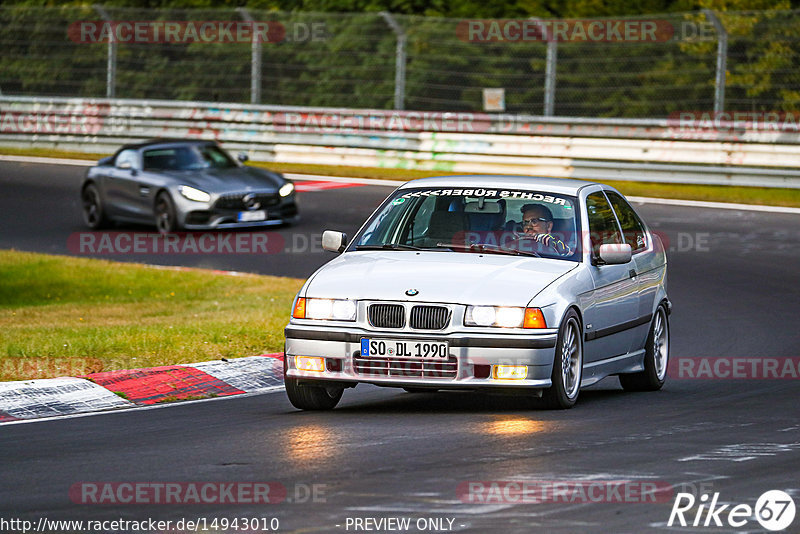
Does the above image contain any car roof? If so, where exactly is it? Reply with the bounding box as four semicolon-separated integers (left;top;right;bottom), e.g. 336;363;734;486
118;138;217;152
398;175;597;196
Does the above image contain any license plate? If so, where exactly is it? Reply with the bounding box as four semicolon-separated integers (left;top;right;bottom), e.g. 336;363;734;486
360;338;449;359
237;210;267;222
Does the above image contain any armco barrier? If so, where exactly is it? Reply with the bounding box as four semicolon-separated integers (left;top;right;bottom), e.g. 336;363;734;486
2;96;800;188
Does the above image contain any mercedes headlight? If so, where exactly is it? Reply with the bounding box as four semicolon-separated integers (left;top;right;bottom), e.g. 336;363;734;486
279;183;295;197
179;185;211;203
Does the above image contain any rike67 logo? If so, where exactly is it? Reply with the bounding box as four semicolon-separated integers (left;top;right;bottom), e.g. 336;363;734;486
668;490;795;531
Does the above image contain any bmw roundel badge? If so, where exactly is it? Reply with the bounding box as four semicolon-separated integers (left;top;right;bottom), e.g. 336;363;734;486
405;289;419;296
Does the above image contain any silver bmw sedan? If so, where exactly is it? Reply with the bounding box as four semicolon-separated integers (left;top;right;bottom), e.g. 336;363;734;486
284;175;670;410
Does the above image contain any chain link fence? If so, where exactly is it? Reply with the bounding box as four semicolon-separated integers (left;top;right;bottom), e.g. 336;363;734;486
0;6;798;118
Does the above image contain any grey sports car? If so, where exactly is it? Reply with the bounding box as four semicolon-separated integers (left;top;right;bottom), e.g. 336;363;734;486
81;139;298;232
284;175;671;410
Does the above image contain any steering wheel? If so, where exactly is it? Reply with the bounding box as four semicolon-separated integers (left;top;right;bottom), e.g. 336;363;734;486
509;231;570;256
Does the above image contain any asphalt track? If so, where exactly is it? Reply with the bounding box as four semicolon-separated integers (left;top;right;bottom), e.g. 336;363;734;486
1;160;800;533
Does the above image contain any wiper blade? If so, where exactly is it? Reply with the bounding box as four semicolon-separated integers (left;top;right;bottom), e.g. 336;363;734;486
355;243;424;251
434;242;540;258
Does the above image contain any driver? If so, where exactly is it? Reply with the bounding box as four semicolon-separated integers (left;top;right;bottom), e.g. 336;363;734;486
519;204;571;256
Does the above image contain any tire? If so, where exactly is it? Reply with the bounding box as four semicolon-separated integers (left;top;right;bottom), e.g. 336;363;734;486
81;183;109;229
619;303;669;392
154;192;179;234
285;377;343;410
541;309;583;409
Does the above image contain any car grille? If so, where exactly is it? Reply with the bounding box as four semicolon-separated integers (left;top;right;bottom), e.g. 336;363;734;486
214;191;280;210
353;354;458;379
368;304;405;329
368;304;451;330
409;305;450;330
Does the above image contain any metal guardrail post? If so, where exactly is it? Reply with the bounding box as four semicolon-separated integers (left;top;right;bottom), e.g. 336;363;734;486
544;31;557;116
704;9;728;114
531;18;557;116
93;5;116;99
237;7;262;105
380;12;407;111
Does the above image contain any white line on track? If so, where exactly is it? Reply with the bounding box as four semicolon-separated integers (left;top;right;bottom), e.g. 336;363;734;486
2;154;798;214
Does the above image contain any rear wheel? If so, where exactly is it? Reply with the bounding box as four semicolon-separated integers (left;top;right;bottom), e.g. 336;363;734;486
154;192;179;234
81;183;109;229
620;304;669;391
285;377;343;410
541;309;583;409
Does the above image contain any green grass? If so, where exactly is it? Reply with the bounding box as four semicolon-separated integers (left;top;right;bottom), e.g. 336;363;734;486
0;250;302;381
2;146;798;207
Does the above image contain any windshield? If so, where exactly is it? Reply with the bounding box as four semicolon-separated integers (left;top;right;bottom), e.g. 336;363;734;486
351;187;581;261
142;145;237;171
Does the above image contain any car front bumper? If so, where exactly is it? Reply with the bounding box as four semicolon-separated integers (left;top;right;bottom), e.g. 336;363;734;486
284;324;559;391
174;193;298;230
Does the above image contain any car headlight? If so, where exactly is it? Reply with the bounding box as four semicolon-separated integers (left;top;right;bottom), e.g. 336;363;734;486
292;297;356;321
279;182;295;197
179;185;211;203
465;306;547;329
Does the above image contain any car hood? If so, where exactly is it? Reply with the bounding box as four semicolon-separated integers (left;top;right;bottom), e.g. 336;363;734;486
156;166;284;193
304;251;577;306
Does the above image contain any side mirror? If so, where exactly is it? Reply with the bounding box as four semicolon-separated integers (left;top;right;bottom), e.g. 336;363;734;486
237;152;249;163
322;230;348;253
597;243;632;265
117;161;132;170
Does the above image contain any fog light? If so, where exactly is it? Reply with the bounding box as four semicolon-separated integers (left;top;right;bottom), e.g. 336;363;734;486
295;356;325;372
493;365;527;380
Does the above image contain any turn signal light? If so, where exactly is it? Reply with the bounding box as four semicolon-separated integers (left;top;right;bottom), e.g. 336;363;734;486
295;356;325;372
523;308;547;329
292;297;306;319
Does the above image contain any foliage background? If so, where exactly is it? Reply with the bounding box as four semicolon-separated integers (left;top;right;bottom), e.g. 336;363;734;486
0;0;798;116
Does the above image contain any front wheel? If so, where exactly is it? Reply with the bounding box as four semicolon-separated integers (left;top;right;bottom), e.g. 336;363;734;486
541;309;583;409
154;192;179;234
619;303;669;391
285;377;343;410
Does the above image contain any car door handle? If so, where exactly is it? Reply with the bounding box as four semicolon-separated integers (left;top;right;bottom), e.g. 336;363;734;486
629;269;637;279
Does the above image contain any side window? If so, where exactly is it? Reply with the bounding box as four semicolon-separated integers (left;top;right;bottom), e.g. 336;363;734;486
115;149;138;170
586;192;622;257
606;192;647;253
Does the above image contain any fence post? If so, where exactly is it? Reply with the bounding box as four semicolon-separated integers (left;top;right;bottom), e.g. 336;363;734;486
380;12;407;111
704;9;728;114
93;5;116;98
237;7;262;105
531;18;557;116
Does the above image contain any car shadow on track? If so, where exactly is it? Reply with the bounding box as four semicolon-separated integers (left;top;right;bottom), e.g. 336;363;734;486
282;384;661;415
